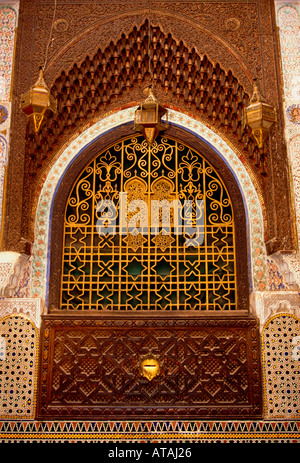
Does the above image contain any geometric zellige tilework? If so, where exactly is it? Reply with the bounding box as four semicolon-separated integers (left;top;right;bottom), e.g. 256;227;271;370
0;315;38;419
0;419;300;442
262;314;300;420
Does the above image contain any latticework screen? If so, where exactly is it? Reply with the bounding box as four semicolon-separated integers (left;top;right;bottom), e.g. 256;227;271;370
61;135;236;310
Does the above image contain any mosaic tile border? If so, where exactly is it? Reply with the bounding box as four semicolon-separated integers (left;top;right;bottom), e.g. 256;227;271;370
0;420;299;443
31;108;267;305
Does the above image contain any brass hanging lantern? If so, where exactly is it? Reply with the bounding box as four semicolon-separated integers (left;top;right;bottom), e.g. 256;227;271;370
134;88;168;145
243;79;277;149
20;67;57;133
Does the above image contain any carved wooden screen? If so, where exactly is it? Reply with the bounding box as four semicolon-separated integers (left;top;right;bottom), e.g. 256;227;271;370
61;134;236;311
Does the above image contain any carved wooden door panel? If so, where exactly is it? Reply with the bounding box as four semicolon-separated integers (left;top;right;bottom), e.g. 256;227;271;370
37;134;262;418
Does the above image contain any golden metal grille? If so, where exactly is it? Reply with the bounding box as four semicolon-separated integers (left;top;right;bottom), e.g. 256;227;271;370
61;135;237;310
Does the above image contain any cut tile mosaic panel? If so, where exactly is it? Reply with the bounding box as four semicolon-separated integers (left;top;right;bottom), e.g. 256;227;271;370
0;314;38;419
262;313;300;420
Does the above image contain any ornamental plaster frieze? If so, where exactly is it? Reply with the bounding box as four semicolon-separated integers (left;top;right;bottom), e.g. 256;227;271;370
250;290;300;329
0;297;42;328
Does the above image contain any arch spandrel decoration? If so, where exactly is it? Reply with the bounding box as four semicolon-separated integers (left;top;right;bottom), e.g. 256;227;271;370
59;134;239;312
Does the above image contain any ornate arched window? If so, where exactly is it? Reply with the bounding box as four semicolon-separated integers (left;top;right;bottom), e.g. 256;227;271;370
41;130;260;420
57;134;243;312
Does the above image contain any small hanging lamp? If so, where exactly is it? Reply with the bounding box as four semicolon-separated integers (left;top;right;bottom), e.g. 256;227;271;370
243;78;277;149
20;67;57;133
134;88;168;145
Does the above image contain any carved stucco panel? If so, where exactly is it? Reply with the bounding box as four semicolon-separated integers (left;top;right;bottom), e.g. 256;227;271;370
0;297;41;328
0;4;18;236
251;290;300;329
0;252;30;298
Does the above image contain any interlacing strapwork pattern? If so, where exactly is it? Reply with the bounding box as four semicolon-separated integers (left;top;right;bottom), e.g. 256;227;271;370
0;315;38;419
38;320;259;417
61;135;236;310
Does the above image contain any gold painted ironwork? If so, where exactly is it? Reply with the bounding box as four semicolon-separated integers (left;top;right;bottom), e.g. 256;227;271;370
61;135;237;310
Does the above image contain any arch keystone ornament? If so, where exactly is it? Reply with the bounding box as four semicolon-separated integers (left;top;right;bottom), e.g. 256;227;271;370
139;353;161;381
